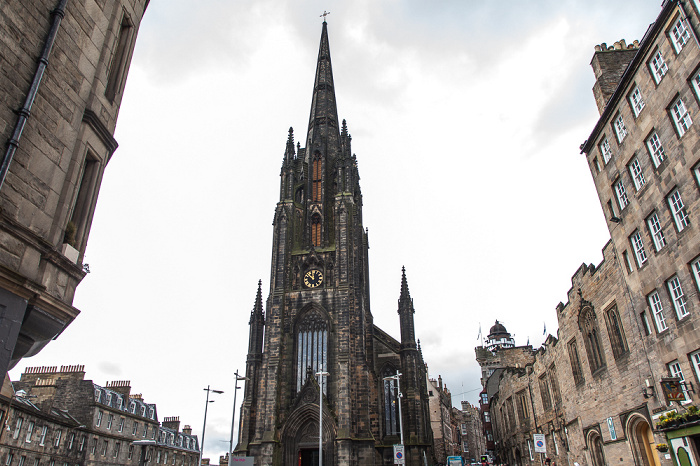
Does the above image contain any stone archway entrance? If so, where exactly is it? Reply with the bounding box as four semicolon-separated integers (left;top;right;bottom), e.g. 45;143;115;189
588;431;606;466
281;394;336;466
627;415;660;466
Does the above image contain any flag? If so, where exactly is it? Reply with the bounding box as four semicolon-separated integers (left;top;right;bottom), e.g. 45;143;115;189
543;322;547;335
477;323;482;341
526;337;530;346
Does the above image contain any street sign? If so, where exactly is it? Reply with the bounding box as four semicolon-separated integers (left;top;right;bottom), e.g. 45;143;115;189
394;444;405;465
607;417;617;441
534;433;546;453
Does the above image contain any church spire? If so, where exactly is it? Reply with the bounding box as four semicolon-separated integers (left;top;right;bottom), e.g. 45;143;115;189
248;280;265;354
398;267;417;348
305;20;340;156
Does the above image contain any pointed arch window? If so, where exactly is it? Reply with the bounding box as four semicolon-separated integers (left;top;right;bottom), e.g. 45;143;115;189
580;307;606;373
296;311;328;393
383;368;399;436
312;157;322;202
311;214;321;247
604;305;628;359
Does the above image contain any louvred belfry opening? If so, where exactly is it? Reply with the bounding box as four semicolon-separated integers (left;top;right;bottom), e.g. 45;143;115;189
312;156;322;202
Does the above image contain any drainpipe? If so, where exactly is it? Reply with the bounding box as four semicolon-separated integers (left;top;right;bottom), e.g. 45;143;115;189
0;0;68;191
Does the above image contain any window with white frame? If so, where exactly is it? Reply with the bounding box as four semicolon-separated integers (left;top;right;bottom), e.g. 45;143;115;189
96;411;102;427
13;418;22;439
106;414;113;430
650;50;668;83
647;213;666;251
692;257;700;292
628;158;645;190
600;138;612;164
692;71;700;101
668;275;689;319
623;251;634;273
694;163;700;187
691;350;700;387
629;86;645;116
25;422;33;443
668;360;691;401
646;131;666;167
668;189;690;231
631;231;647;266
670;17;691;53
118;418;124;433
671;97;692;136
39;426;47;446
614;114;628;142
614;179;629;210
640;311;651;335
649;291;667;331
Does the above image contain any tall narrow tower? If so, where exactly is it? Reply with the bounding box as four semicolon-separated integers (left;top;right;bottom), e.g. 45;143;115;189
237;20;433;466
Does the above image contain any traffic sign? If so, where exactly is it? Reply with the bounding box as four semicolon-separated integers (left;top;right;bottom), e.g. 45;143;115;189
534;433;546;453
394;444;405;465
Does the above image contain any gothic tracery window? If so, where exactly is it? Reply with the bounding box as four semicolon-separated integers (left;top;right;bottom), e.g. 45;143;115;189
605;305;628;359
383;368;399;436
296;311;328;393
580;307;606;373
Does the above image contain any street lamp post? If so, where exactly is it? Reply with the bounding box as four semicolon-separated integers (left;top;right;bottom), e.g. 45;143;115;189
383;371;404;446
200;386;224;466
316;371;329;466
229;370;248;462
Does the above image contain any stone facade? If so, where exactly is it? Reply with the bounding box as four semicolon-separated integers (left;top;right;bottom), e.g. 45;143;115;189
0;366;199;466
428;375;453;463
0;0;148;388
476;1;700;465
235;21;433;466
459;401;486;463
581;0;700;463
481;242;664;465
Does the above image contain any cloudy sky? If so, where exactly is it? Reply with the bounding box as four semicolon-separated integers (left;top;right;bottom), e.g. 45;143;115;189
11;0;666;461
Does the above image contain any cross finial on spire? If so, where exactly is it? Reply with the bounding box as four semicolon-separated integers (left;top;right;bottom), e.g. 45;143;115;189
320;10;330;22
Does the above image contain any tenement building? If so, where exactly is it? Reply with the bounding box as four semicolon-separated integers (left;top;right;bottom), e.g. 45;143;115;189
459;401;486;463
427;374;453;464
0;365;199;466
0;1;148;387
234;20;434;466
477;1;700;465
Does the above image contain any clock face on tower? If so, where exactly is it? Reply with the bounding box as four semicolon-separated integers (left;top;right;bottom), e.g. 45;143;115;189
303;269;324;288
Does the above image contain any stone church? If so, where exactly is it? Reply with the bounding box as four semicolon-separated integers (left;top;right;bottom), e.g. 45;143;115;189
235;20;434;466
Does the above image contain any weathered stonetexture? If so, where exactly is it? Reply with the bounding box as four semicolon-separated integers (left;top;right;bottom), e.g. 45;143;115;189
0;0;148;386
591;42;639;115
480;2;700;465
237;22;434;466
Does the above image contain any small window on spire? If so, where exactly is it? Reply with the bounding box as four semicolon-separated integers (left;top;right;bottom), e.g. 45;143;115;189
312;155;322;202
311;214;321;247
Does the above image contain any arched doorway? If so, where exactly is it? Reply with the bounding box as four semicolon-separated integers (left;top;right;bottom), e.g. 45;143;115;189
627;414;660;466
281;393;336;466
587;430;606;466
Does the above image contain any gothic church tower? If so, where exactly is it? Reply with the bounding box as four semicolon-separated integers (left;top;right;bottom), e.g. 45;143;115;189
236;20;433;466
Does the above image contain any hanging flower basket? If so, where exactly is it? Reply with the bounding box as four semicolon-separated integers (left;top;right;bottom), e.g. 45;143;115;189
655;443;669;452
